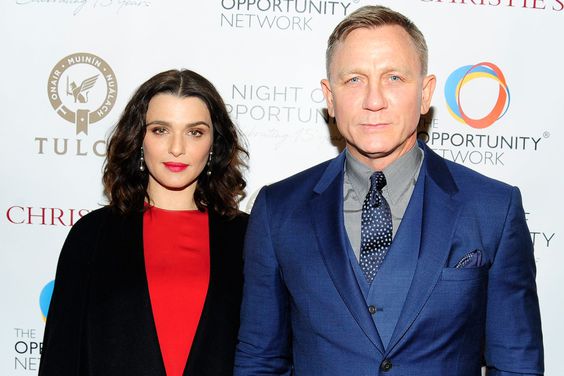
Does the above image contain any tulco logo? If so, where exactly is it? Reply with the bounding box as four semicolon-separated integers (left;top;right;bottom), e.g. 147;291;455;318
47;52;118;135
39;280;54;322
444;62;510;129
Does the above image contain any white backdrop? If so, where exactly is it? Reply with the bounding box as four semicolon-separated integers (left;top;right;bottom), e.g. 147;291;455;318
1;0;562;374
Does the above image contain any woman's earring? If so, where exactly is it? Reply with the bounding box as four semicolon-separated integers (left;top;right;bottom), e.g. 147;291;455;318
139;147;145;172
206;151;213;176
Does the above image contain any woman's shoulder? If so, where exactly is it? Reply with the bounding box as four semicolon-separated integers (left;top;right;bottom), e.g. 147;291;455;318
215;209;248;225
55;207;113;267
230;210;249;223
60;206;139;261
66;205;137;242
70;206;116;231
210;209;248;236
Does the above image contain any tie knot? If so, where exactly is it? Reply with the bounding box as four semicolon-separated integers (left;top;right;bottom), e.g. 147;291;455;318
370;171;387;192
368;172;386;207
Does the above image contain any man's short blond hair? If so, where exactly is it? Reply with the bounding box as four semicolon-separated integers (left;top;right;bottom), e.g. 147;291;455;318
326;5;429;78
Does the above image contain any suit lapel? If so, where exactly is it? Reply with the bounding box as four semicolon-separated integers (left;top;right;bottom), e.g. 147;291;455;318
309;152;384;354
386;143;462;353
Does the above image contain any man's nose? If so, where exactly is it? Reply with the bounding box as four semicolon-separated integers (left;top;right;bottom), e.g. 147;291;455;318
363;81;387;111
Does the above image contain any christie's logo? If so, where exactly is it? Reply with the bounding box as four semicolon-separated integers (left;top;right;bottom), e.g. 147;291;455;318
421;0;563;12
5;206;90;226
445;62;510;129
47;52;118;135
40;281;55;322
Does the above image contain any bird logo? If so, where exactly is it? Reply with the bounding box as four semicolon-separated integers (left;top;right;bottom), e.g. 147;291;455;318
47;52;118;134
66;74;99;103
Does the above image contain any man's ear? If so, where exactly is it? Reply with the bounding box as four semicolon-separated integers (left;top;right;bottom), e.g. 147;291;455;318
420;74;436;115
321;79;335;118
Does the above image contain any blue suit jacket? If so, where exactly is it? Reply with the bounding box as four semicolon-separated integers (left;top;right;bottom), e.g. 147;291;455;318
235;143;543;376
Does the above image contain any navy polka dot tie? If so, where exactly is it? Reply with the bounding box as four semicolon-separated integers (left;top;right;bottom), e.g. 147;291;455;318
359;171;393;284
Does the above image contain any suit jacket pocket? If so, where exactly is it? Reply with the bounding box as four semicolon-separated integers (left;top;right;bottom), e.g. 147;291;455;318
441;266;487;281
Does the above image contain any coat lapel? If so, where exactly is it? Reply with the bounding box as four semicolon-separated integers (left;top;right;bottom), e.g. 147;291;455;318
130;212;168;374
386;143;462;353
184;211;246;376
185;212;222;374
131;209;245;376
109;211;166;375
309;152;384;354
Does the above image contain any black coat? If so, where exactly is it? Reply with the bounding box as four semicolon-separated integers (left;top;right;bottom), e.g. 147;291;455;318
39;206;248;376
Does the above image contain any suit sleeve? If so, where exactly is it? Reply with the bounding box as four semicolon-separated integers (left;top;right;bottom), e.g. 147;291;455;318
234;188;293;375
484;187;544;376
39;216;97;375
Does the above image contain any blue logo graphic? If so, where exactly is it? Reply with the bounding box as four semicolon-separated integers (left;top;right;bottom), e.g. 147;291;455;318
40;280;55;321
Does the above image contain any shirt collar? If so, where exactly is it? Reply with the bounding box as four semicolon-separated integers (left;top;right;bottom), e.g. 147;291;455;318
344;145;423;204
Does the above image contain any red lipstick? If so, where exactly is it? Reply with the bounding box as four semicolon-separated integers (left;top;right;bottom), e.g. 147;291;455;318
163;162;188;172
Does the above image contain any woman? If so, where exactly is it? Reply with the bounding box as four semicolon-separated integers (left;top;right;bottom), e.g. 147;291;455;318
39;69;248;376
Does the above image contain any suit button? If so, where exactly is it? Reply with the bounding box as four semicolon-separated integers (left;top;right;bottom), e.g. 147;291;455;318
380;359;392;372
368;305;377;314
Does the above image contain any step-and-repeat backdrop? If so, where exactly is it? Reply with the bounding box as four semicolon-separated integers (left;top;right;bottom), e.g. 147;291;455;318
1;0;562;374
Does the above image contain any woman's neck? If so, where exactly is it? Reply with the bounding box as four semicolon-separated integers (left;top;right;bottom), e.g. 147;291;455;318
146;182;198;211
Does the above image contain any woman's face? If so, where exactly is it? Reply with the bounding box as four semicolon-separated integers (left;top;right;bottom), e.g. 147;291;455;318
143;93;213;208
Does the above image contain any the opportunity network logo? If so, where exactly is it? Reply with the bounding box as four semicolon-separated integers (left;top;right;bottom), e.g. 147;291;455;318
420;61;546;167
10;282;52;371
445;62;510;129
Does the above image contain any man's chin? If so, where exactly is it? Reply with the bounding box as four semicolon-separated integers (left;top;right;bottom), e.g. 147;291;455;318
348;144;393;160
346;142;416;169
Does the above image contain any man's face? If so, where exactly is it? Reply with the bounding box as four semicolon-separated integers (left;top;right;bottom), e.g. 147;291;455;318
321;25;435;170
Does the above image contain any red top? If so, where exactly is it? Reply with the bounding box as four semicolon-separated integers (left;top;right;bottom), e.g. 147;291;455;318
143;207;210;376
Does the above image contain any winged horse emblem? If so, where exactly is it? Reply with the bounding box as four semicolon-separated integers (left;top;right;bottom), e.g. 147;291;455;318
66;75;99;103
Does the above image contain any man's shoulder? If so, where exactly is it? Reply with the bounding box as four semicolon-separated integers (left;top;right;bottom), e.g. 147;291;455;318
265;157;337;197
443;157;513;194
425;151;523;232
429;150;522;220
424;144;514;196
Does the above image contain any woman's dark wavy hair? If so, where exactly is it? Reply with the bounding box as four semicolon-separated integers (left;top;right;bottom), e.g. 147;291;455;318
103;69;247;217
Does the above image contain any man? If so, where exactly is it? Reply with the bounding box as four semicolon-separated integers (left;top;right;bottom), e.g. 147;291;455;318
235;5;543;375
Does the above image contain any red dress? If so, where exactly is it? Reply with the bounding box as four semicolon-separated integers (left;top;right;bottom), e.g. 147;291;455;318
143;207;210;376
